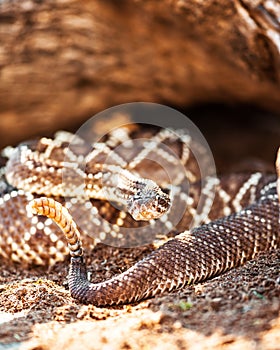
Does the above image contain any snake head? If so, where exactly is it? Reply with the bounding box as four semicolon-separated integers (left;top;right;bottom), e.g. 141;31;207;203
127;183;171;221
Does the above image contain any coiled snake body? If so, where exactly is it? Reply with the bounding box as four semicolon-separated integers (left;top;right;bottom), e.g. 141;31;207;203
0;126;279;306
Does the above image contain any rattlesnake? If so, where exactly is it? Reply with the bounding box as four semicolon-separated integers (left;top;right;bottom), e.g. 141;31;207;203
0;125;279;306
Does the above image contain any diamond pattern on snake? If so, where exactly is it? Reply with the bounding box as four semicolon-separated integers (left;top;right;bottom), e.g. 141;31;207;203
0;125;279;305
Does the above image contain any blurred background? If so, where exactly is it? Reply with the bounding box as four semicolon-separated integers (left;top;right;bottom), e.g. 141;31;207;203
0;0;280;173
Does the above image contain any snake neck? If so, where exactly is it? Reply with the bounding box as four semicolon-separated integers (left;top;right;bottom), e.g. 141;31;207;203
66;184;279;306
86;164;171;221
5;146;171;221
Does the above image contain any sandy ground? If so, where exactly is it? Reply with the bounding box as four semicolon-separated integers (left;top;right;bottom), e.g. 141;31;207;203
0;243;279;350
1;111;280;350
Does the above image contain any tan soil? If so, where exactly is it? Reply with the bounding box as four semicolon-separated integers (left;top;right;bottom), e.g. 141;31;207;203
0;111;280;350
0;244;279;350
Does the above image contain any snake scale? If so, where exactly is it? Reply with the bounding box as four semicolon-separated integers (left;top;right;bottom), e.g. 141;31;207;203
0;125;279;306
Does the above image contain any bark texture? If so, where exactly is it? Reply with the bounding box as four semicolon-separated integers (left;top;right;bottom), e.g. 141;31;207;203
0;0;280;147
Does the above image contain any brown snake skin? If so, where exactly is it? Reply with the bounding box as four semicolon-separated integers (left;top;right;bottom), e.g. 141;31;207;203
0;125;279;305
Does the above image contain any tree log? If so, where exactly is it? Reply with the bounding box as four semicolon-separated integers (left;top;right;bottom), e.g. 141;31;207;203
0;0;280;147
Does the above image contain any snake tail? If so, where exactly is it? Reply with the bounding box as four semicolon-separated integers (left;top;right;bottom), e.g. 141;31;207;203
29;197;84;258
30;182;279;306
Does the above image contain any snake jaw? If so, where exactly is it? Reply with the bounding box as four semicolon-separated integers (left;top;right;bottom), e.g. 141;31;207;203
128;190;171;221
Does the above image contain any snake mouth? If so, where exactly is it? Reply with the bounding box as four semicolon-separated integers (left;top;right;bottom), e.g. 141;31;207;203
130;208;164;221
130;208;163;221
128;196;171;221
